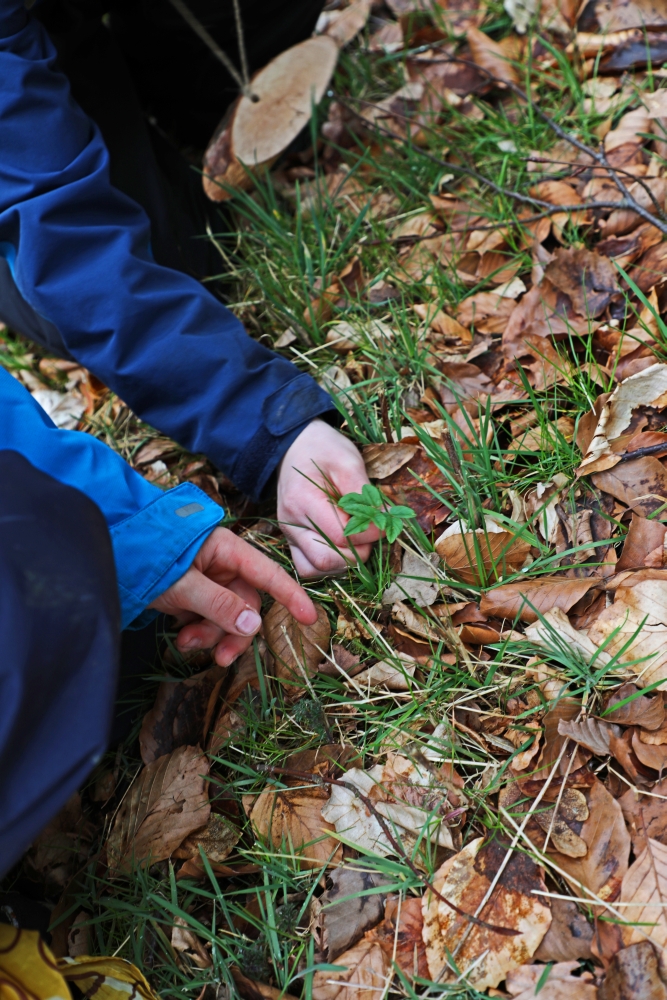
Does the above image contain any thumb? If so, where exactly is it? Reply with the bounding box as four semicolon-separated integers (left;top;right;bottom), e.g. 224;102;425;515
153;567;262;637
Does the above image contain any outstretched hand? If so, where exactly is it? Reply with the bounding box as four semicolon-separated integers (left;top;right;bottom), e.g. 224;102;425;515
277;419;381;577
150;526;317;666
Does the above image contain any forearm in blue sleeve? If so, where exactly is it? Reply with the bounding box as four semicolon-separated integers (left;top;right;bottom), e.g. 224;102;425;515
0;1;336;502
0;368;223;629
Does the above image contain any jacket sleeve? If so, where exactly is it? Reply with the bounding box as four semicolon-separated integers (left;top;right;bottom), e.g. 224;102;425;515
0;0;336;502
0;367;224;629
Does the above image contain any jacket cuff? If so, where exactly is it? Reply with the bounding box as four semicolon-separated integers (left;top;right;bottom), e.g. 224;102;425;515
110;483;223;629
230;374;338;502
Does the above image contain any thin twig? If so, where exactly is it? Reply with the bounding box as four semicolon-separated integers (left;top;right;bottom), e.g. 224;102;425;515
166;0;257;101
264;765;519;937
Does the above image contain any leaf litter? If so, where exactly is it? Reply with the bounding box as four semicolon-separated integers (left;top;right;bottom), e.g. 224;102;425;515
14;0;667;998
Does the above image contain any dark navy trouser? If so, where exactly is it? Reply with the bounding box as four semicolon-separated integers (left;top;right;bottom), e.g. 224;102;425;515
0;451;120;878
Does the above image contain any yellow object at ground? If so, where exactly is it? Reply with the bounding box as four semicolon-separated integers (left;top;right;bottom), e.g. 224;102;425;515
0;925;160;1000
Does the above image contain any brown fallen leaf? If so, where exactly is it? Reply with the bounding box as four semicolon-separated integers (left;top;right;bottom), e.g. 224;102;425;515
467;27;519;86
312;936;390;1000
602;681;666;730
619;837;667;970
534;896;594;962
107;746;210;873
379;449;451;532
171;916;211;969
578;363;667;475
382;549;440;607
480;576;599;624
506;961;597;1000
244;784;342;870
502;280;593;360
203;37;338;201
422;837;551;989
598;941;667;1000
320;0;372;47
550;778;630;907
435;518;530;585
322;753;465;857
139;665;226;765
320;865;390;961
533;788;589;859
619;777;667;854
455;291;517;334
264;600;331;699
632;728;667;771
586;571;667;688
368;895;429;979
362;442;418;479
538;699;590;777
353;652;417;691
592;457;667;519
558;717;619;757
545;247;619;318
618;515;667;571
231;966;300;1000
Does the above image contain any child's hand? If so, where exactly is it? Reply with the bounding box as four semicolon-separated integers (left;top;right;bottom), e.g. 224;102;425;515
150;526;316;666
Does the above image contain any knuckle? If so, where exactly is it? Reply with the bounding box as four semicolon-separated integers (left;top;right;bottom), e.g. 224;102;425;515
209;588;239;623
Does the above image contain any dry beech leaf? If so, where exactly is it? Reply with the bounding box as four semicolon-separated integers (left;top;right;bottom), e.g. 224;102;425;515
107;746;210;873
382;549;440;607
578;362;667;475
586;572;667;689
534;896;593;962
231;966;300;1000
171;916;212;969
203;37;338;201
312;936;390;1000
549;778;630;907
139;665;226;765
545;247;619;318
632;728;667;771
603;681;666;729
352;652;417;691
506;962;597;1000
591;457;667;519
620;777;667;855
435;518;530;584
422;837;551;989
362;442;417;479
321;753;465;856
598;941;667;1000
619;837;667;969
558;717;619;757
533;788;589;859
480;576;599;624
617;514;667;571
320;865;390;961
538;699;590;776
264;600;331;699
525;608;611;670
467;27;520;86
244;784;342;870
320;0;372;47
367;895;430;980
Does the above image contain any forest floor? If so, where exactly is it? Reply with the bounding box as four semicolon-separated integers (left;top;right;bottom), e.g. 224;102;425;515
5;2;667;999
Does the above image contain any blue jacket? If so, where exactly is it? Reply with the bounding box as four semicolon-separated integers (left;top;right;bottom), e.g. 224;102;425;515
0;0;336;620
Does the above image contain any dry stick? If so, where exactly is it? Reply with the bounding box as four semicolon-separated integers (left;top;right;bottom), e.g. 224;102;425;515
265;764;518;937
231;0;251;95
338;76;667;235
166;0;257;101
444;57;667;229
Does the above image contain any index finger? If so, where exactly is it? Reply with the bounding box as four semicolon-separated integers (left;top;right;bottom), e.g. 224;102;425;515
211;530;318;625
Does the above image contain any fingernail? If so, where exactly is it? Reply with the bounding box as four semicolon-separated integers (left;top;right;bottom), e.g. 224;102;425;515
235;609;262;635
